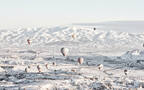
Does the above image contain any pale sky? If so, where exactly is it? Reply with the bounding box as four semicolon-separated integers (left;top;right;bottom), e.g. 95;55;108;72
0;0;144;28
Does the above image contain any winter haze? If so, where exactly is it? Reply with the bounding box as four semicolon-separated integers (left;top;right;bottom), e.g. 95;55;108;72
0;0;144;90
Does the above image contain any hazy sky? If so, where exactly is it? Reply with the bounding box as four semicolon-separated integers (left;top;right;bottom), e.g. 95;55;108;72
0;0;144;28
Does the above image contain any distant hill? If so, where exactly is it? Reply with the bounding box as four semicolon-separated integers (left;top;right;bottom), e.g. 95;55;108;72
73;21;144;33
0;24;144;51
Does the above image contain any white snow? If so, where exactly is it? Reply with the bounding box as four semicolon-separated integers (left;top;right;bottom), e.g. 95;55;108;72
0;24;144;90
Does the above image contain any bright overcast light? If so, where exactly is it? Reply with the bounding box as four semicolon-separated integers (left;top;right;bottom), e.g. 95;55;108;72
0;0;144;28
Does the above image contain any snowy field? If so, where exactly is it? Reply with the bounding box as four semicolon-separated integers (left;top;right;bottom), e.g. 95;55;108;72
0;23;144;90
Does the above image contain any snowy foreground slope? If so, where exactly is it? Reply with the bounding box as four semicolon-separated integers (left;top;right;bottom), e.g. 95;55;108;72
0;25;144;90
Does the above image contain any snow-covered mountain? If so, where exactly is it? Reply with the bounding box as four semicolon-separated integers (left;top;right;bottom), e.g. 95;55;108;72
0;25;144;51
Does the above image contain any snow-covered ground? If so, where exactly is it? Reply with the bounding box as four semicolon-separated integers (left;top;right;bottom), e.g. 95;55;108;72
0;24;144;90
